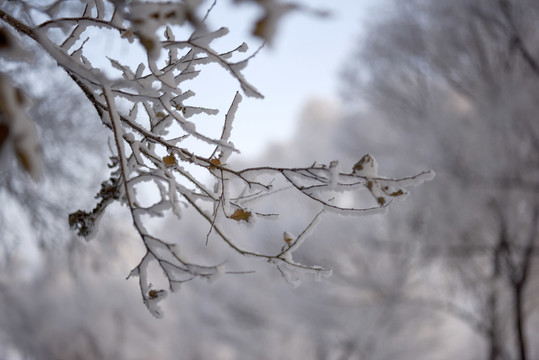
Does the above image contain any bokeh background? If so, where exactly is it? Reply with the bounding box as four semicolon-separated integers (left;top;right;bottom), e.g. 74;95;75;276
0;0;538;359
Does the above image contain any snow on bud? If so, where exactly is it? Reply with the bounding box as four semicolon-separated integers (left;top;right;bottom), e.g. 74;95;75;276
148;289;166;299
353;154;378;177
283;231;295;245
328;160;340;189
146;288;168;319
206;264;225;284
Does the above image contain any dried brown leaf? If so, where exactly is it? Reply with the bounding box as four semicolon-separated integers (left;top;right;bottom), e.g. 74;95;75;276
163;154;177;166
230;208;251;222
209;158;221;169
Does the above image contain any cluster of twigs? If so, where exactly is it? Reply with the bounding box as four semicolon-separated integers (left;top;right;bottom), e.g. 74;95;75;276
0;0;433;316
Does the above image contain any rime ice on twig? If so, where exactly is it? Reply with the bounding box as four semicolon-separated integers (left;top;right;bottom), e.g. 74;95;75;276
0;0;434;316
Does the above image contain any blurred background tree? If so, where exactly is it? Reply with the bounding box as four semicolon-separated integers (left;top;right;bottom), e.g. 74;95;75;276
341;0;539;359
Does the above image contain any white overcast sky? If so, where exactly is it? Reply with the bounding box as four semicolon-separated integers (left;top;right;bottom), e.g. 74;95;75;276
195;0;382;160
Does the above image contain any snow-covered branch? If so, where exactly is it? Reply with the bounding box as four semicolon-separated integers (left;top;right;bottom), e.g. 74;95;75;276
0;0;433;316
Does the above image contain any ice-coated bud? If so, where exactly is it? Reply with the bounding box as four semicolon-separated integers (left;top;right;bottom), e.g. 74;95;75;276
283;231;295;244
353;154;378;177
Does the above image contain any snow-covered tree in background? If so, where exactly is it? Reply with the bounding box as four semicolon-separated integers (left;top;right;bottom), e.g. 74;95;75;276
0;53;109;257
0;97;440;360
341;0;539;359
0;0;432;317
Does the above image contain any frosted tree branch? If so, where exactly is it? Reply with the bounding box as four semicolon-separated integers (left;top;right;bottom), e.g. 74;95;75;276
0;0;434;316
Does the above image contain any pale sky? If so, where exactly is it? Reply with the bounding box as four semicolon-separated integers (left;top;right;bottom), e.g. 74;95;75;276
196;0;380;160
81;0;382;160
